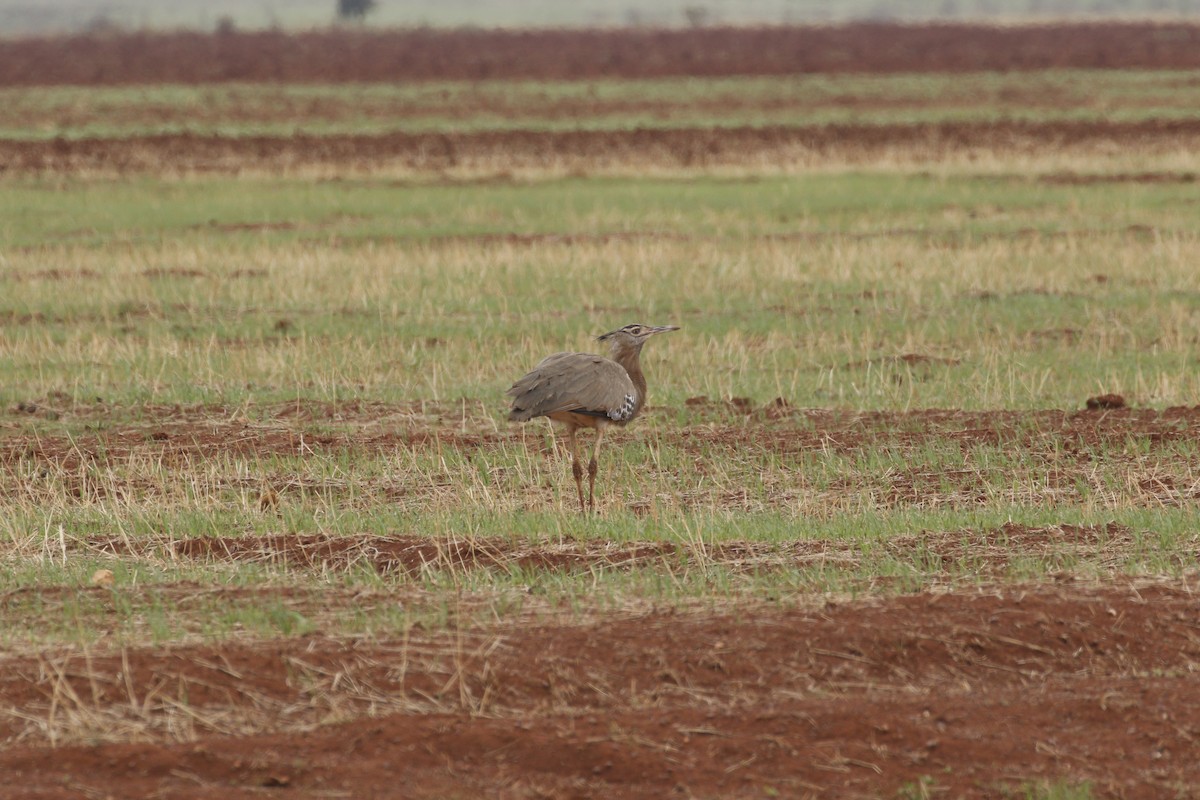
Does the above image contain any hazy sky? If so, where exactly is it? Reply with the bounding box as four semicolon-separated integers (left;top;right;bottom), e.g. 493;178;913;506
1;0;1196;35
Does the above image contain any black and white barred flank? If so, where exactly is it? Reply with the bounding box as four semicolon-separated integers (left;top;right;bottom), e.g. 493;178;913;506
607;394;636;422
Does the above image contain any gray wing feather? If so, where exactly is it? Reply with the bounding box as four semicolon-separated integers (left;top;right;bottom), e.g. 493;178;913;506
507;352;636;422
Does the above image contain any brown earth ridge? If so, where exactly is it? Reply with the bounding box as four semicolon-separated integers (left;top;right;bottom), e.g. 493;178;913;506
5;24;1198;175
0;581;1197;798
3;23;1200;85
5;119;1200;175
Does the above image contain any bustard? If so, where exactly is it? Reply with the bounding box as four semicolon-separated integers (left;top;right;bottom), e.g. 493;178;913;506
507;323;679;512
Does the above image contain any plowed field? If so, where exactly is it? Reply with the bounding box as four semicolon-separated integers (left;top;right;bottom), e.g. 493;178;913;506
3;23;1200;85
4;403;1200;797
4;21;1200;800
5;119;1200;175
3;23;1200;175
2;582;1197;799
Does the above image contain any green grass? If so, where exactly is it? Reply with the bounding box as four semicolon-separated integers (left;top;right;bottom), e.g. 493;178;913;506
3;66;1200;654
2;172;1199;410
1;504;1190;648
1015;780;1097;800
3;70;1200;140
5;169;1199;246
902;776;1096;799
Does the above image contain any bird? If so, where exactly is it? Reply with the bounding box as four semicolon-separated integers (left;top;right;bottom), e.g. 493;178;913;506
507;323;679;512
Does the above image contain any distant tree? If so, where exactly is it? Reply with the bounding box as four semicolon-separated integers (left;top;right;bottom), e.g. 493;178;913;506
682;5;711;27
337;0;378;22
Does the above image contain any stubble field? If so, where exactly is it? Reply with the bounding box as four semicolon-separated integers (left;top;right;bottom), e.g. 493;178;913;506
3;23;1200;799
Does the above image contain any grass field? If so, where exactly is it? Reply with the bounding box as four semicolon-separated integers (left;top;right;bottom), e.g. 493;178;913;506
4;70;1200;140
3;59;1200;797
5;166;1200;408
5;166;1200;587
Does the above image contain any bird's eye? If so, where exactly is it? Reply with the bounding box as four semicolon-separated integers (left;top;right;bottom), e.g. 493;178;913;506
628;326;642;335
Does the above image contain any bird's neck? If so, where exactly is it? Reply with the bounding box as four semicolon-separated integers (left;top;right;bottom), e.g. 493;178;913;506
610;344;648;412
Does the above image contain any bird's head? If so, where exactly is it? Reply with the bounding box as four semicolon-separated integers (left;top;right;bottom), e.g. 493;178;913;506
596;323;679;354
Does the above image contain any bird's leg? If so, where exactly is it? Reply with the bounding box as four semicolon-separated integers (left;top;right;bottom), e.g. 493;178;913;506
567;426;586;513
587;427;604;512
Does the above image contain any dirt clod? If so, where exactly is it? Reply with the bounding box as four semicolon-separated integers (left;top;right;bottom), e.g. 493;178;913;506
726;396;754;413
765;396;794;419
1086;393;1126;410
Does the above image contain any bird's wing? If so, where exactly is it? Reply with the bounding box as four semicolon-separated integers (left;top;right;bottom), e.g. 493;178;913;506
507;352;636;422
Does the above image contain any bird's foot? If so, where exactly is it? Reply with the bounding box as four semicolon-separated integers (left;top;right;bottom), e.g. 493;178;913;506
587;459;598;513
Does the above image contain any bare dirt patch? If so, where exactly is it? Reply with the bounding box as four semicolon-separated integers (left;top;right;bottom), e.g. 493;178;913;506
0;72;1160;138
6;119;1200;175
83;520;1155;581
6;403;1200;511
844;352;963;369
98;532;680;576
1040;170;1199;185
139;267;207;279
1;581;1198;798
1;268;101;282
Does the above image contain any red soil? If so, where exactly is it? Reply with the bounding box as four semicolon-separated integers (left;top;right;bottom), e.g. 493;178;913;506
3;118;1200;175
8;401;1200;467
1;582;1197;798
5;403;1200;795
2;23;1200;86
4;24;1197;175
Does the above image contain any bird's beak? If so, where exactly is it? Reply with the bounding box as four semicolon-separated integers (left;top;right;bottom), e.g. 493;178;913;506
597;324;680;341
